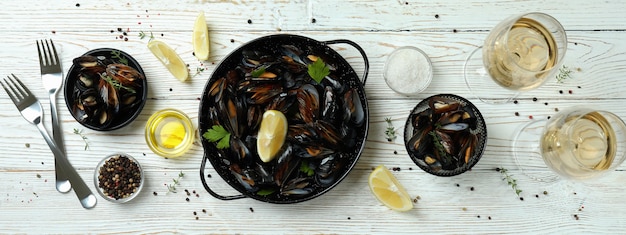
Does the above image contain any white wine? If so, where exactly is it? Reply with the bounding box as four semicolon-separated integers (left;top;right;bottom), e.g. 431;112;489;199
484;17;558;91
540;112;616;180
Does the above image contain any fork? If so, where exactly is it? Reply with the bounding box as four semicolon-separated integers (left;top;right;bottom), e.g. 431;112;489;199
1;74;97;209
37;39;71;193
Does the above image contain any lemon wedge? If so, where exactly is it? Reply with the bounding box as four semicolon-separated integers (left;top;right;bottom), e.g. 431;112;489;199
147;40;189;81
368;165;413;212
159;121;186;149
192;11;210;61
256;110;288;163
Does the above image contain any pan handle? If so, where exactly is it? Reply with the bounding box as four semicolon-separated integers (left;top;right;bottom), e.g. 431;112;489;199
324;39;370;86
200;154;247;201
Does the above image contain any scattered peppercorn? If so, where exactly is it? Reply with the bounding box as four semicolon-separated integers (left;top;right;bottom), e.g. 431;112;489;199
544;102;548;105
577;86;581;88
456;183;460;187
36;174;41;178
117;28;122;32
515;112;520;116
207;174;212;178
453;29;458;33
311;18;316;23
25;143;30;148
547;116;551;120
519;197;524;201
186;198;190;202
535;194;539;198
559;90;563;94
470;187;475;191
347;217;351;220
393;150;398;154
97;154;142;200
202;209;207;213
495;167;501;172
477;215;480;218
488;216;492;220
569;90;573;94
574;214;579;220
76;3;80;7
195;217;199;220
408;167;413;170
247;19;252;24
543;191;548;195
533;97;538;102
554;108;559;112
435;14;439;18
169;88;173;92
513;100;518;104
193;211;197;215
528;115;533;119
249;207;254;212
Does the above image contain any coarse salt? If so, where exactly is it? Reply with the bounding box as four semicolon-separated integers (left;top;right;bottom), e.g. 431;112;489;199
384;47;433;95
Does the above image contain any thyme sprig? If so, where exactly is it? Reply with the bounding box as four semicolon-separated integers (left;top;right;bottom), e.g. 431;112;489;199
102;75;136;94
556;65;572;83
498;167;522;196
73;128;89;150
428;131;452;165
139;31;155;41
167;171;185;193
111;50;129;66
384;117;397;142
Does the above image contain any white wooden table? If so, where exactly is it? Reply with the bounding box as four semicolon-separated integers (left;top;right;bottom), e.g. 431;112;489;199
1;0;625;233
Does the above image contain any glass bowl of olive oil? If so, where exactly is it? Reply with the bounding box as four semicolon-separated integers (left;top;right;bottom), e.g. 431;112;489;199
145;109;195;158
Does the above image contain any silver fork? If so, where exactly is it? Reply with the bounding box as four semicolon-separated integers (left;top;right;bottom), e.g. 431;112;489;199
1;74;97;209
37;39;71;193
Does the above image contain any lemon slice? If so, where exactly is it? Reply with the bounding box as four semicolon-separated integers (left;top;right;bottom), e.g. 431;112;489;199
147;40;189;81
256;110;288;163
192;11;210;61
368;165;413;211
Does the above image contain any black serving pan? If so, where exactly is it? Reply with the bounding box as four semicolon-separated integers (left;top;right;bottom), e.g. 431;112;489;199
198;34;369;203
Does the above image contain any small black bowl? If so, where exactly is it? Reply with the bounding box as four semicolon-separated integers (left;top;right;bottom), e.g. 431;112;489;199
64;48;148;131
404;94;487;176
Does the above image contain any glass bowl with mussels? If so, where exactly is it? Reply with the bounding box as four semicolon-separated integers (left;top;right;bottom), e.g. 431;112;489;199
404;94;487;176
64;48;148;131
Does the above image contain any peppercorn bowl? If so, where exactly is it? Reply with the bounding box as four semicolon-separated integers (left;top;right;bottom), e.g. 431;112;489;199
94;153;144;203
404;94;487;176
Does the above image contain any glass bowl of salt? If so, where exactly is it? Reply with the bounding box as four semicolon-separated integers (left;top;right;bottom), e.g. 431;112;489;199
383;46;433;96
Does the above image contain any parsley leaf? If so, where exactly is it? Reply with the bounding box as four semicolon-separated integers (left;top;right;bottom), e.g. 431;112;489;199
307;58;330;84
202;125;231;149
299;160;315;176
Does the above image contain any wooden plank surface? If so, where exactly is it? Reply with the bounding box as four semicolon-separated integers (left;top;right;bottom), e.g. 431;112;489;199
1;0;625;234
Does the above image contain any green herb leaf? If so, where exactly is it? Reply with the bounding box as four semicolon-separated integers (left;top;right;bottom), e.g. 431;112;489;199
251;67;266;78
139;31;155;41
307;58;330;84
203;125;231;149
73;128;89;150
498;167;522;196
102;75;136;93
556;65;572;83
167;171;185;193
111;50;129;66
257;188;275;196
300;160;315;176
384;117;397;142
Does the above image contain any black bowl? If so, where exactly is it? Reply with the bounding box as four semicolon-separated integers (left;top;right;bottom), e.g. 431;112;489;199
404;94;487;176
199;34;370;203
64;48;148;131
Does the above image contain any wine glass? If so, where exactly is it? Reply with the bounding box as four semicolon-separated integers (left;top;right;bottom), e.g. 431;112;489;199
513;107;626;182
464;12;568;104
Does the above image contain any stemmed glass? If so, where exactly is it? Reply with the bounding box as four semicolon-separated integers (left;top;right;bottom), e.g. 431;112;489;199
464;12;568;104
513;107;626;182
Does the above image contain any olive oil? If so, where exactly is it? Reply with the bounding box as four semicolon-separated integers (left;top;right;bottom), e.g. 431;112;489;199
145;109;195;158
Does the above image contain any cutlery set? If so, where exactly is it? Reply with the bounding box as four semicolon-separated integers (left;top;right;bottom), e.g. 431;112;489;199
0;40;97;209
